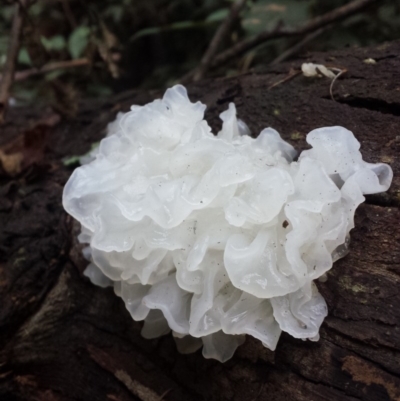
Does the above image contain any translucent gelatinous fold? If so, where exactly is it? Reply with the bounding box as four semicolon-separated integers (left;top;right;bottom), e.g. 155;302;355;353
63;85;392;362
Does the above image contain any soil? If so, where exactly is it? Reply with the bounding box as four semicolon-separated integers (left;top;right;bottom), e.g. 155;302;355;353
0;40;399;401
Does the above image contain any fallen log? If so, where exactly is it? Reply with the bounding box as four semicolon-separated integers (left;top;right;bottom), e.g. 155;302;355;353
0;40;399;401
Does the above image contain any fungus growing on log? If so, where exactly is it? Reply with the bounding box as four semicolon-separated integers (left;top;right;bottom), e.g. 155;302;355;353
63;85;392;362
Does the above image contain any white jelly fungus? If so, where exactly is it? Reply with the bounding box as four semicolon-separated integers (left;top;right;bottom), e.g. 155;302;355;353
63;85;393;362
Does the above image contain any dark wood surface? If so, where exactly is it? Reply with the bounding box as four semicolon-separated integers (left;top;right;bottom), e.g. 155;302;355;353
0;41;399;401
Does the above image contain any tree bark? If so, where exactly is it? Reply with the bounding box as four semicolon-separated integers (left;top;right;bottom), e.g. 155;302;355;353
0;41;399;401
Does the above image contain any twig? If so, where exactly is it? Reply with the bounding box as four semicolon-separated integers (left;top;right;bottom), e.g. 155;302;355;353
210;0;379;71
240;50;257;73
17;58;89;80
251;383;265;401
268;68;301;90
270;26;328;65
157;388;173;401
191;0;247;82
60;0;77;29
329;67;347;100
0;58;91;83
0;0;27;124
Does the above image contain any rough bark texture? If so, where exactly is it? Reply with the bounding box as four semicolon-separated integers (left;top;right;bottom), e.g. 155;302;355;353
0;41;399;401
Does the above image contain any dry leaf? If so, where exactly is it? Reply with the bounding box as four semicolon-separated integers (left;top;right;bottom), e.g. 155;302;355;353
0;150;24;176
0;113;60;177
97;21;120;79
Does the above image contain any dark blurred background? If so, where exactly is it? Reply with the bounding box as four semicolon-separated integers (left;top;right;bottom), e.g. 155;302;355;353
0;0;399;112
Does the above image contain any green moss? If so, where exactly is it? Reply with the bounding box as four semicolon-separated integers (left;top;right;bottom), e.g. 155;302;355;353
13;256;26;266
351;284;367;293
291;131;303;140
339;275;376;295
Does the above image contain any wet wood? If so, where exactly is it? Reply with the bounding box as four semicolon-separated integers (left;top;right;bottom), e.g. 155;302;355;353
0;41;399;401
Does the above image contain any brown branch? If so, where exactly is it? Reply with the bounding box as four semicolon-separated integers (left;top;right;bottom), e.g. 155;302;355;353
210;0;379;71
267;68;301;90
60;0;77;29
270;27;328;65
191;0;247;82
0;58;91;83
0;0;27;124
